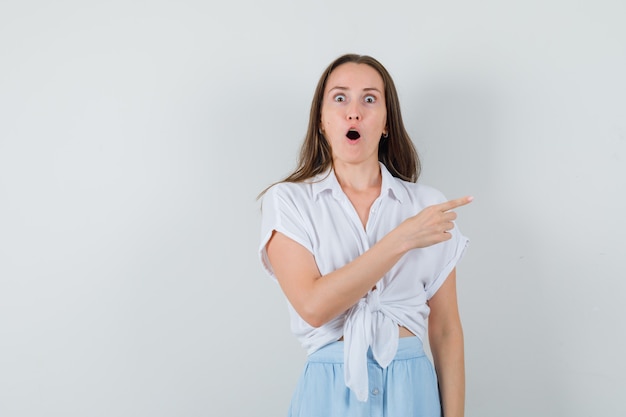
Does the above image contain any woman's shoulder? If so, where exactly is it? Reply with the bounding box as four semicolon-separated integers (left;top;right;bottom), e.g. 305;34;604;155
264;180;313;196
396;179;448;206
261;180;317;207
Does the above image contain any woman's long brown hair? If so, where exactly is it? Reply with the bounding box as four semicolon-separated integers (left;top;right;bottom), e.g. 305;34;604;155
259;54;420;197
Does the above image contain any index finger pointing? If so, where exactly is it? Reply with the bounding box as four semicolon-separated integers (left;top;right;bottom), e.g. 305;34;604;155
438;196;474;212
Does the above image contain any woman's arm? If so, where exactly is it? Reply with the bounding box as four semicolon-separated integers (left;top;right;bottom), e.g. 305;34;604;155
265;196;472;327
428;268;465;417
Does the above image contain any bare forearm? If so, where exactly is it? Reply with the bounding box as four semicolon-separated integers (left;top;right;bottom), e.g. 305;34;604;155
302;231;408;326
431;329;465;417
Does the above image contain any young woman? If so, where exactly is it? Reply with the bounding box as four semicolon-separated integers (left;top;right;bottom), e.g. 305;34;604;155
259;54;472;417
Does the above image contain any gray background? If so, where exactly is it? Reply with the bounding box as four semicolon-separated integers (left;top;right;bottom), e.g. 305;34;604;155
1;0;625;416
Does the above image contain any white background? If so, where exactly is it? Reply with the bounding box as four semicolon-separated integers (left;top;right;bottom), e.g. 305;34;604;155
1;1;625;416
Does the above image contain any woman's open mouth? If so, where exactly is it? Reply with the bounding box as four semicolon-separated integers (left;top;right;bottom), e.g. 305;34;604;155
346;130;361;140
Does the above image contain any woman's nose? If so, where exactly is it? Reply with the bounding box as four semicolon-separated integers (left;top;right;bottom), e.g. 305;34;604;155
346;104;361;121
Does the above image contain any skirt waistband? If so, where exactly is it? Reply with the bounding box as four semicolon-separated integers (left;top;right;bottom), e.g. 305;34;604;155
307;336;425;364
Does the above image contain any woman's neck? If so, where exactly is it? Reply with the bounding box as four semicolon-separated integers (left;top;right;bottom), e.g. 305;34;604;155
333;159;382;193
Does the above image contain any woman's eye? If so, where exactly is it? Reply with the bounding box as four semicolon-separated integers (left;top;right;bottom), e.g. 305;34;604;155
364;95;376;103
334;94;346;102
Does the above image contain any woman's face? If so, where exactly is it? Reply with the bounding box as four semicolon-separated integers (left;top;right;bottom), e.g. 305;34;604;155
320;63;387;167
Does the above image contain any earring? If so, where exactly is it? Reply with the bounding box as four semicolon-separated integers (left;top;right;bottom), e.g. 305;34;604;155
383;132;388;138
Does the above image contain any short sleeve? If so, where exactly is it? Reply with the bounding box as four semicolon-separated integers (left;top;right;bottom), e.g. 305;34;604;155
258;184;313;279
424;223;469;300
414;187;469;300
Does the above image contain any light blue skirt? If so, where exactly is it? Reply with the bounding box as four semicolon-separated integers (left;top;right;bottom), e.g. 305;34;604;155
288;337;441;417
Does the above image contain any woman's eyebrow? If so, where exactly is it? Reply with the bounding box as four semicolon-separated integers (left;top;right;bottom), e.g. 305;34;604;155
328;86;382;93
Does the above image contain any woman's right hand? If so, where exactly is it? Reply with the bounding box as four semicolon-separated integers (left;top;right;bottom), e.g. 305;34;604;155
395;196;473;251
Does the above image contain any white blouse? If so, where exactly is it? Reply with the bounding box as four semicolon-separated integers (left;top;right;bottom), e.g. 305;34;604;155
259;163;468;402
